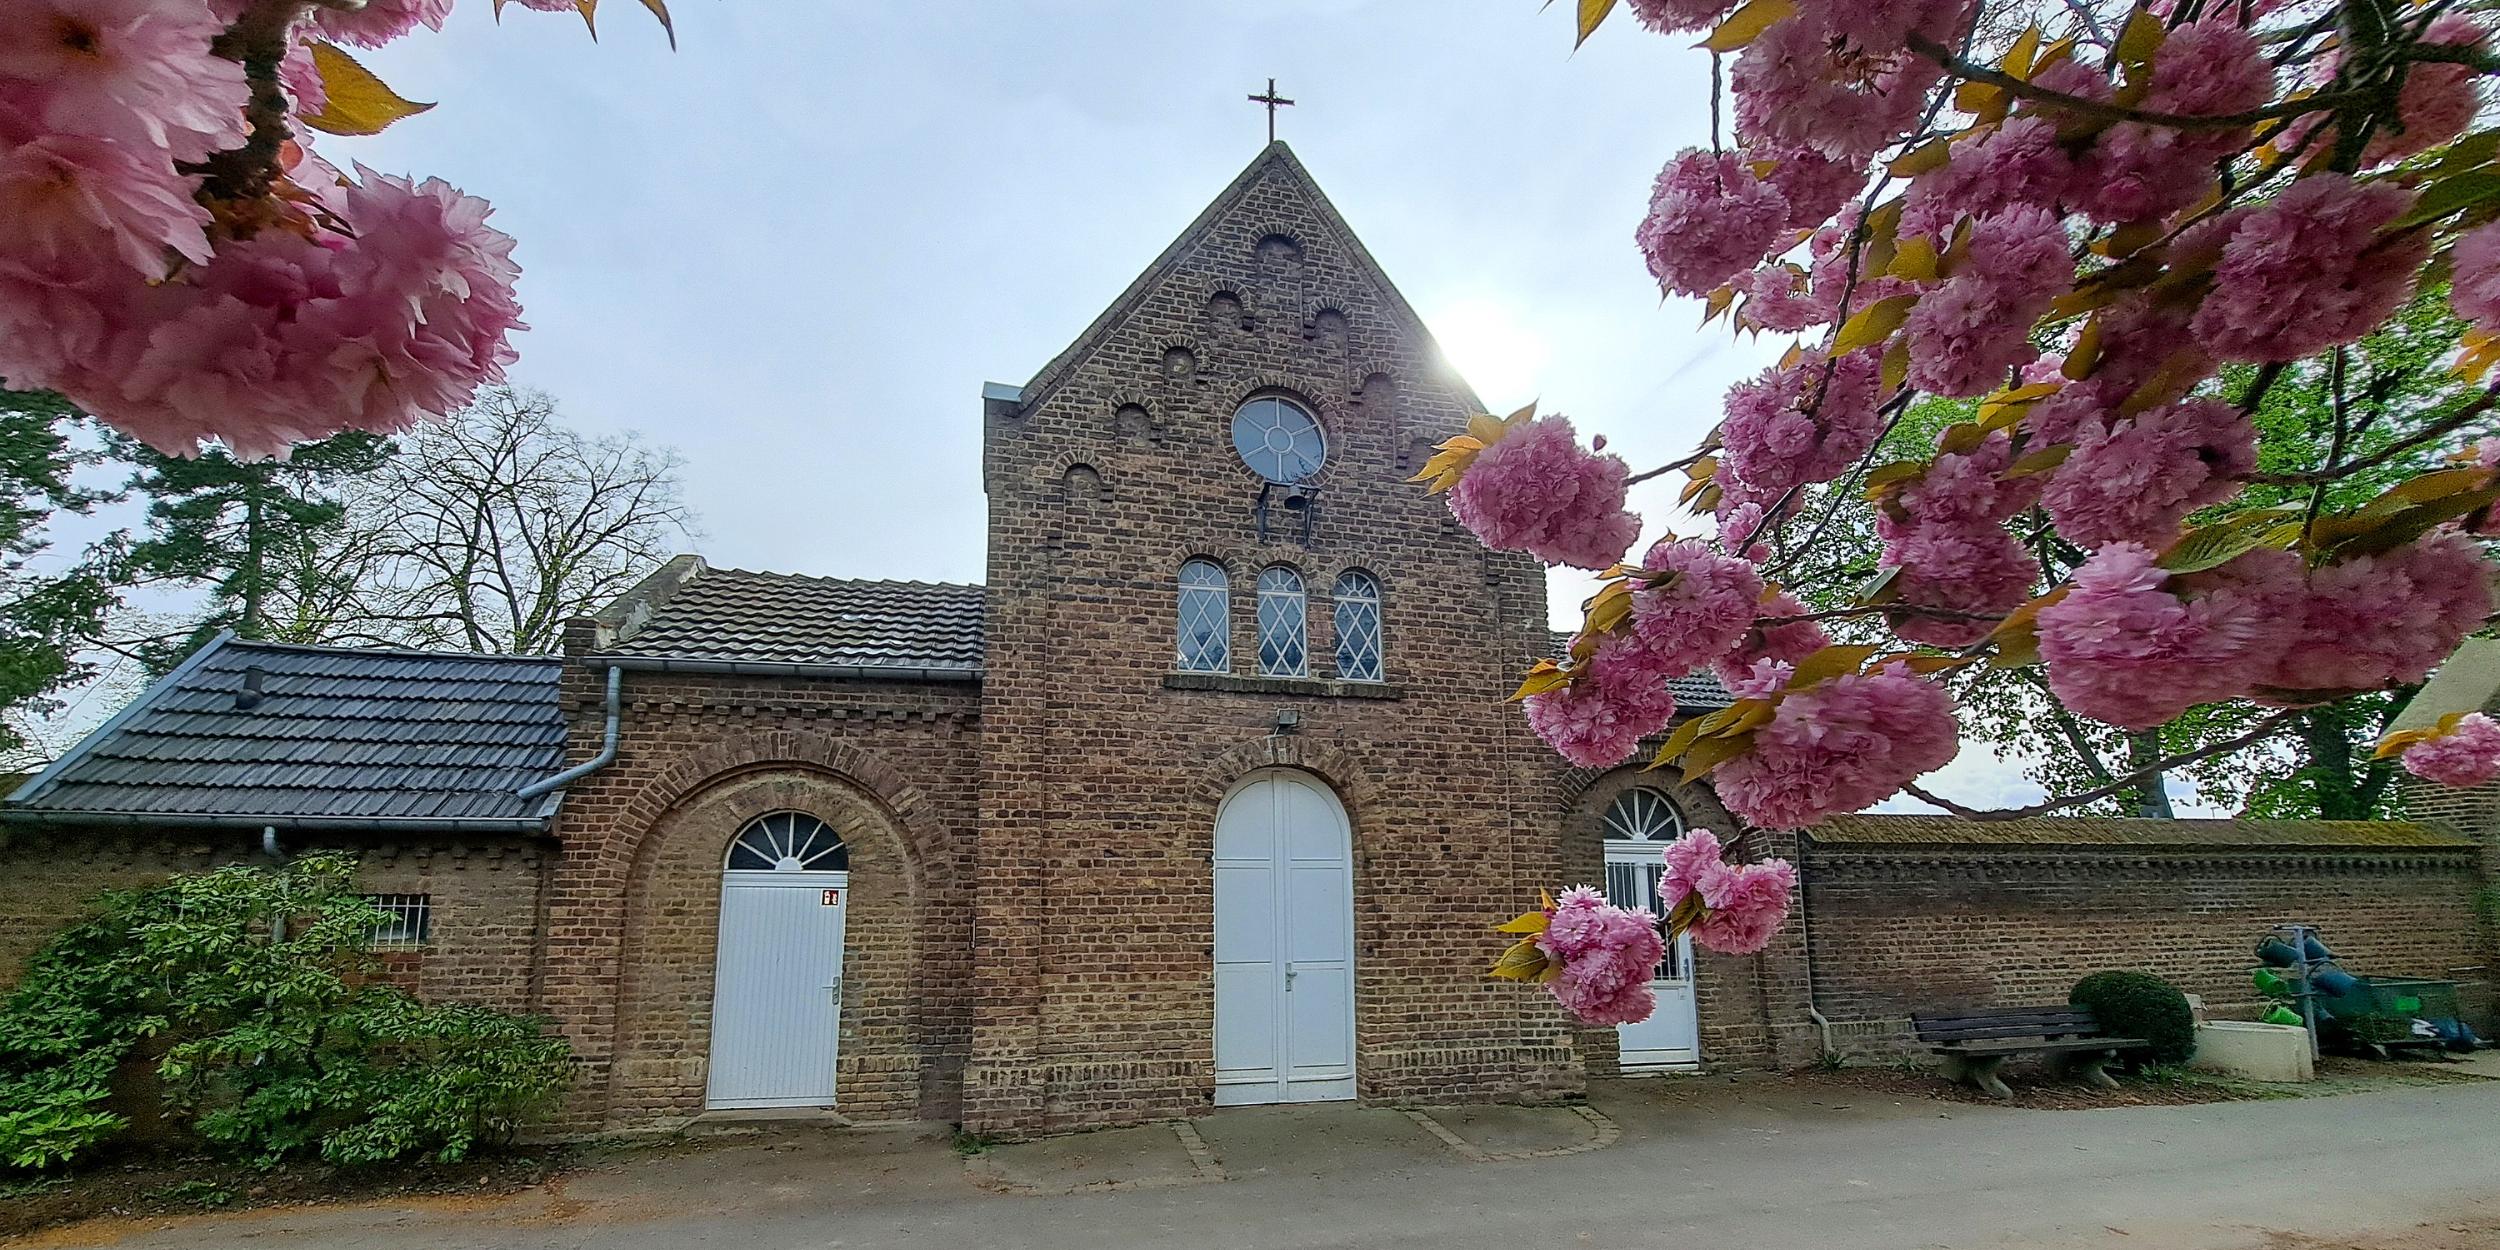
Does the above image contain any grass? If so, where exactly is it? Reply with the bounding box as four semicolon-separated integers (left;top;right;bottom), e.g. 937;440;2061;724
1810;1051;1848;1073
950;1129;999;1157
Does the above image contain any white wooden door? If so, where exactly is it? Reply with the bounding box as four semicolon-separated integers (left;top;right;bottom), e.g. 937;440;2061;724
706;869;848;1109
1605;846;1700;1069
1214;770;1356;1106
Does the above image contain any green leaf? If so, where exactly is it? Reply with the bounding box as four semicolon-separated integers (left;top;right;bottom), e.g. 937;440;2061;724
1829;294;1918;358
299;43;435;137
2157;516;2295;574
1788;643;1882;689
2390;169;2500;230
1698;0;1794;52
1570;0;1618;46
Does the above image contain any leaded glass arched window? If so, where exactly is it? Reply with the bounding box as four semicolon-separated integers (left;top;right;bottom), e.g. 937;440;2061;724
1602;788;1686;843
1256;566;1308;677
725;811;849;872
1332;569;1382;682
1177;559;1231;673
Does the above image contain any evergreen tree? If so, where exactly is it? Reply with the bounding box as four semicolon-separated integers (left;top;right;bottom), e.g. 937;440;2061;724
110;430;395;673
0;389;123;765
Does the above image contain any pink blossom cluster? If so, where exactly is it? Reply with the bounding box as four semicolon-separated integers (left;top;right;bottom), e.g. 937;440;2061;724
1760;145;1865;229
1628;538;1766;674
1446;415;1642;570
1729;0;1966;160
1710;590;1830;690
1525;633;1681;768
1637;149;1791;298
2037;22;2272;225
2253;533;2494;695
0;0;531;457
2040;398;2256;549
1876;430;2042;646
2401;714;2500;789
2040;537;2496;729
2454;220;2500;331
2036;544;2288;729
1658;828;1798;955
1627;0;1740;34
1719;348;1884;493
1712;663;1959;828
2187;175;2427;365
1904;206;2071;396
2025;297;2209;447
1899;117;2073;240
1537;886;1667;1025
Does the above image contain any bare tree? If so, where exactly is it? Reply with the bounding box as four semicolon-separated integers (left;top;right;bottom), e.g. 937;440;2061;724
366;388;696;655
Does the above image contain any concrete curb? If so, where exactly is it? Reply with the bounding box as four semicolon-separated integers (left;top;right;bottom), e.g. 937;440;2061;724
1401;1105;1621;1163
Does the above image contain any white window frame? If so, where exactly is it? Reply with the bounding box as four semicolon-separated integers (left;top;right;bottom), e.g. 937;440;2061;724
1255;566;1309;677
1177;559;1232;673
1331;569;1383;683
726;811;850;873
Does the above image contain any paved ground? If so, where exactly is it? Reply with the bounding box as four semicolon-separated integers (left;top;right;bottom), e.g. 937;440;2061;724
15;1068;2500;1250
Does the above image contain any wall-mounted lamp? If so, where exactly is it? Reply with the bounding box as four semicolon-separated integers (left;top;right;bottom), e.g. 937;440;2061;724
1274;708;1301;735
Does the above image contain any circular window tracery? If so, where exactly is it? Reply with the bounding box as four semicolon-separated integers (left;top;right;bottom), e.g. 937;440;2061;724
1231;396;1326;484
725;811;850;872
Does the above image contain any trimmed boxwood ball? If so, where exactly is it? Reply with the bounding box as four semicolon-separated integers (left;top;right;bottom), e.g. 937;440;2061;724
2070;970;2197;1065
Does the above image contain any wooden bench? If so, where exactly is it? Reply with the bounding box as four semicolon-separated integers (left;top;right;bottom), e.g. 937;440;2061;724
1911;1006;2151;1099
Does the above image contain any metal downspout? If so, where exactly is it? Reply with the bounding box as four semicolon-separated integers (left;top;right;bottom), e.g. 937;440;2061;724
516;666;622;802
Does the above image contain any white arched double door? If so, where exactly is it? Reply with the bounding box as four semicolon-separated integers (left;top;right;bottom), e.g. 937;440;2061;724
1213;770;1357;1106
706;812;850;1111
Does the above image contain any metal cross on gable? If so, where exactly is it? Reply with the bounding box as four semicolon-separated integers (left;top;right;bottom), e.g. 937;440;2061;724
1248;78;1294;143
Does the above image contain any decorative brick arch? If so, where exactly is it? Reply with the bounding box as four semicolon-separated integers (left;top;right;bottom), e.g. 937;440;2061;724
603;731;946;894
592;732;948;1127
1192;735;1386;842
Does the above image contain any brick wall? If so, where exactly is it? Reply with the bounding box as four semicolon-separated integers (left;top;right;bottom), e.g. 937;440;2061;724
0;825;543;1013
1798;835;2496;1053
966;145;1576;1135
536;658;981;1131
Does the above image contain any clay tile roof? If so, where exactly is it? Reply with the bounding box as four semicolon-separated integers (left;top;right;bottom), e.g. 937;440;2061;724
5;635;567;828
1810;814;2474;849
1547;630;1733;710
601;560;985;674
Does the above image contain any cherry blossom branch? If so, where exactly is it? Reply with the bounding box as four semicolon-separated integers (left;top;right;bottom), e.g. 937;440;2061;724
1628;448;1718;487
193;0;311;216
2243;384;2500;485
1906;34;2374;130
1901;708;2305;820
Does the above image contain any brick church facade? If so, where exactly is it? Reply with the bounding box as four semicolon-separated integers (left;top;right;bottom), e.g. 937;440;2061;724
3;144;2493;1140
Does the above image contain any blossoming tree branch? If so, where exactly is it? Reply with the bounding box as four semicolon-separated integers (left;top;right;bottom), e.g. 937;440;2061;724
1451;0;2500;1023
0;0;668;460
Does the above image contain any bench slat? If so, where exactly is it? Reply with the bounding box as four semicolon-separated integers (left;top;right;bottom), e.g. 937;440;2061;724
1932;1036;2149;1056
1918;1021;2101;1042
1913;1006;2104;1045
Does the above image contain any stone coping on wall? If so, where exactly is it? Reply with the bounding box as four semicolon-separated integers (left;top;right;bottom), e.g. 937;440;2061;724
1161;672;1403;699
1811;814;2473;850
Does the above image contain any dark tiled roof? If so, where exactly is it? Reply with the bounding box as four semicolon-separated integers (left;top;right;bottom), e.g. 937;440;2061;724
1547;630;1733;709
6;636;566;827
603;563;985;673
1812;815;2473;849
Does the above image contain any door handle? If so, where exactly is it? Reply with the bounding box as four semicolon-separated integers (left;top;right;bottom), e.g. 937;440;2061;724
826;977;842;1001
1285;966;1297;991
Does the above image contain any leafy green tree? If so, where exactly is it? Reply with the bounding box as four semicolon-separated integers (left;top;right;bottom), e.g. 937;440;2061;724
1787;291;2475;819
0;388;124;765
108;430;395;672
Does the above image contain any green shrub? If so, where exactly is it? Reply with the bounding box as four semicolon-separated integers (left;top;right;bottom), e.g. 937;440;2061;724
0;855;573;1171
2070;970;2197;1065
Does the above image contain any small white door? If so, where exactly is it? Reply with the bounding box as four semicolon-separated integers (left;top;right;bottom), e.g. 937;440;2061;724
1214;770;1356;1106
706;813;851;1111
1601;788;1701;1070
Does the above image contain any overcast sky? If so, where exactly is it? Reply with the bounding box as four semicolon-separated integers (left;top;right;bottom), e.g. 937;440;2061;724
50;1;2169;811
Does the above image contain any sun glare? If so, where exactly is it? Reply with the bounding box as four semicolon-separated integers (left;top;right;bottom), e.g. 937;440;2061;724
1430;297;1549;408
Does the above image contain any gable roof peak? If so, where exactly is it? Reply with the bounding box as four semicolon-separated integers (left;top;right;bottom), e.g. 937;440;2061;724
1013;142;1483;417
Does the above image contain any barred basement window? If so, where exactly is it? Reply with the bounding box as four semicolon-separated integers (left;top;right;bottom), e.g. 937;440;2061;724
365;894;432;946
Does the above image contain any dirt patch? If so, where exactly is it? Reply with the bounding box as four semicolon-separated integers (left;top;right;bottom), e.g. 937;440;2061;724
0;1144;578;1242
1804;1065;2259;1108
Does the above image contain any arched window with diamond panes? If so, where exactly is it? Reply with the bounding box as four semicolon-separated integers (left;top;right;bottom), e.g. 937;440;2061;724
1332;569;1382;682
1256;566;1308;677
1177;559;1231;673
725;811;850;873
